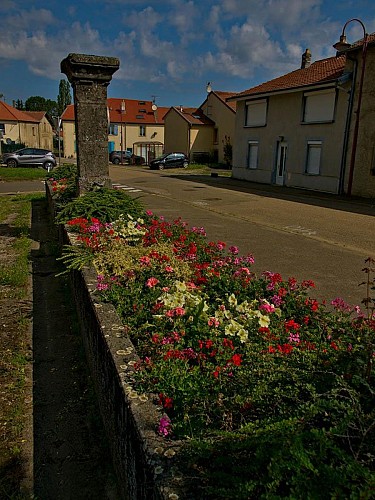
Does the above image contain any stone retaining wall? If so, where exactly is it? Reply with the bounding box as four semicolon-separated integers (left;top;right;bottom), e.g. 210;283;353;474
46;185;191;500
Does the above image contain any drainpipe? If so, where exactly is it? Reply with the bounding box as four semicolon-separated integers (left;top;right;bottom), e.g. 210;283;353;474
338;64;356;194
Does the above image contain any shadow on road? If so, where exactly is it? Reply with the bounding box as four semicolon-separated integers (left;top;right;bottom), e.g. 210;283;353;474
30;198;119;499
168;173;375;217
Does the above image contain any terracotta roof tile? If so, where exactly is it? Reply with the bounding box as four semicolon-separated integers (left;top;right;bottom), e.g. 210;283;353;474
173;106;215;125
0;100;39;122
234;55;346;99
23;111;46;121
61;98;169;124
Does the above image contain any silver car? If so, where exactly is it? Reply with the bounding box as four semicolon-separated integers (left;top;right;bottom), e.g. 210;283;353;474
1;147;56;172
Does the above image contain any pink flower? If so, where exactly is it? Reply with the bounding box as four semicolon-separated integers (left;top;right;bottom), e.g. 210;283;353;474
259;302;276;313
146;210;153;216
146;277;159;288
174;307;186;316
288;332;300;343
164;265;174;273
229;245;239;255
208;317;220;327
139;256;151;265
158;416;172;437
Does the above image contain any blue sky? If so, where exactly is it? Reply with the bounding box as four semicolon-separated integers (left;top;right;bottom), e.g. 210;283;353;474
1;0;375;109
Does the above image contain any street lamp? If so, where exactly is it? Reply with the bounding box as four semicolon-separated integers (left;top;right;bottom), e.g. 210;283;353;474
120;100;126;164
333;18;369;196
52;116;62;167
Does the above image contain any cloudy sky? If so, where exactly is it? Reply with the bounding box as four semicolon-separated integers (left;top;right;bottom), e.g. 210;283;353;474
1;0;374;109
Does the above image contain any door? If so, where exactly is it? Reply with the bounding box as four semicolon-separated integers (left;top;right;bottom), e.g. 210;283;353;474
275;141;287;185
17;148;35;165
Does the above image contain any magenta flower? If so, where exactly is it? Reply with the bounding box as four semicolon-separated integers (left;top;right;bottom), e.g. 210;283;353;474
158;416;171;437
229;245;239;255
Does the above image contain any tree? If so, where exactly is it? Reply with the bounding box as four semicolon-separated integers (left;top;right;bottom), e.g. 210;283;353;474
222;135;232;168
57;79;72;116
15;99;24;110
25;96;57;119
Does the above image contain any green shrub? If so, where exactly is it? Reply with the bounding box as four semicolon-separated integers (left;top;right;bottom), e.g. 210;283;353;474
55;188;144;224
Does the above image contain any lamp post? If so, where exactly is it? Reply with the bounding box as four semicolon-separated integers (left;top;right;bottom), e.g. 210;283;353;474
333;18;369;196
120;100;125;164
52;116;62;166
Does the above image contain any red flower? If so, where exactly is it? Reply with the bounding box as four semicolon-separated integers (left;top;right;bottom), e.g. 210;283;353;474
277;343;294;354
158;393;173;409
285;319;300;332
330;341;339;350
231;354;242;366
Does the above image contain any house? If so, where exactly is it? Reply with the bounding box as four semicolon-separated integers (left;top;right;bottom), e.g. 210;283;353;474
229;34;375;198
164;90;237;165
0;101;54;150
61;98;169;163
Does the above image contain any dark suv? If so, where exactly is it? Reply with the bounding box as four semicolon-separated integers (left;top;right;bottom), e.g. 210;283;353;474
1;147;56;172
109;151;145;165
149;152;189;170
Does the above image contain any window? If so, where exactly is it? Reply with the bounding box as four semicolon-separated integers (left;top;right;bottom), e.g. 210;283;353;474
0;123;4;135
139;125;146;137
306;141;322;175
303;89;336;123
245;99;267;127
109;124;118;136
136;115;145;119
247;141;259;169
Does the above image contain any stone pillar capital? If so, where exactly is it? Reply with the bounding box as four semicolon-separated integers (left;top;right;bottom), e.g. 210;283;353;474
61;53;120;86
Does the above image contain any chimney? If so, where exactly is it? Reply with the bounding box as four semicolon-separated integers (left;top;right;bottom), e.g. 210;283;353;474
301;48;311;69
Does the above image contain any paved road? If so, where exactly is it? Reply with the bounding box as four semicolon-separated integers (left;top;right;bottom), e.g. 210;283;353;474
110;166;375;307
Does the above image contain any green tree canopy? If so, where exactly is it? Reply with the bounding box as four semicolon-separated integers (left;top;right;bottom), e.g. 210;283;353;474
25;96;57;119
57;79;72;116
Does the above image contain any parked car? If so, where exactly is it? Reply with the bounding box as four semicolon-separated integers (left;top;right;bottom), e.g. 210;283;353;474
1;147;56;172
109;150;145;165
149;152;189;170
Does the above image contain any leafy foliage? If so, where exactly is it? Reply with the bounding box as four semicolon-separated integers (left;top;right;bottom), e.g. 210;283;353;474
55;188;144;224
25;95;57;118
57;79;72;116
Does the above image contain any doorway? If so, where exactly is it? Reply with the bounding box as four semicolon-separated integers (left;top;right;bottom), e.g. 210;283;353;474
275;141;287;185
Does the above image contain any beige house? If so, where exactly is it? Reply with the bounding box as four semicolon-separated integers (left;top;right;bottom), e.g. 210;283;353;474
0;101;53;150
164;90;237;164
61;98;169;163
229;34;375;198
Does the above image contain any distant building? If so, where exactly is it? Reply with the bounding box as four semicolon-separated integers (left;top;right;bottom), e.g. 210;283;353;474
164;90;237;165
61;98;169;163
0;101;53;150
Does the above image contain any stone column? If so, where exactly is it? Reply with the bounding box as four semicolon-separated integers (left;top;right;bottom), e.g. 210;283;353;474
61;53;120;193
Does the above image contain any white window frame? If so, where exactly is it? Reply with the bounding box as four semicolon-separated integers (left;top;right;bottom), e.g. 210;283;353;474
245;99;267;127
305;140;322;175
109;124;118;136
302;89;336;123
247;141;259;169
139;125;146;137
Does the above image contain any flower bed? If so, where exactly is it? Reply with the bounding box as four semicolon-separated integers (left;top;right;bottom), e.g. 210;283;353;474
54;182;375;499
